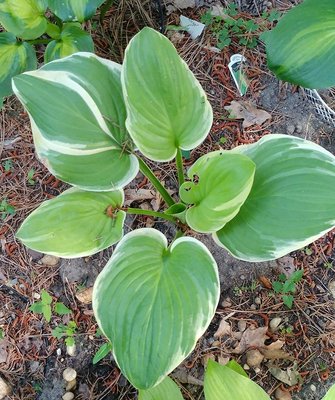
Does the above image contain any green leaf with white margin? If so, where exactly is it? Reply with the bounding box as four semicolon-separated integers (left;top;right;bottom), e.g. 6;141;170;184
48;0;105;22
122;27;213;162
0;0;47;40
139;376;184;400
44;23;94;62
93;228;219;389
0;32;36;102
323;384;335;400
180;152;255;233
204;359;270;400
12;52;138;191
214;134;335;261
262;0;335;89
16;187;126;257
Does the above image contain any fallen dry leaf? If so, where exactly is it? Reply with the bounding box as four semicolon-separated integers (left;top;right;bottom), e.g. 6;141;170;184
232;326;268;354
224;100;272;128
258;275;272;289
124;189;156;207
269;363;300;386
260;340;293;360
214;319;231;338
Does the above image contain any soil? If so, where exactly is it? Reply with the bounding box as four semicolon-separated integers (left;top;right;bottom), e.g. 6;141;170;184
1;1;335;400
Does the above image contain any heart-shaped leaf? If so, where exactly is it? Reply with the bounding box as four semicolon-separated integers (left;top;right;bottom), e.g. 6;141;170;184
12;52;138;190
93;228;219;389
262;0;335;89
122;27;213;162
0;0;47;40
214;134;335;261
139;376;184;400
17;188;125;257
180;152;255;233
0;32;36;103
204;360;270;400
48;0;105;22
44;23;94;62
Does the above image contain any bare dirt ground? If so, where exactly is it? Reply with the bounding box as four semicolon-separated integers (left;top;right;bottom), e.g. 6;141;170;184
0;1;334;399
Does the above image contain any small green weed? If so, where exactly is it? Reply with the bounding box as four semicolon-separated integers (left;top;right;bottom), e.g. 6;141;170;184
52;321;77;346
27;168;36;185
201;5;282;50
280;325;293;335
0;328;4;340
3;159;13;172
272;270;303;308
29;290;72;322
93;341;113;364
0;199;15;219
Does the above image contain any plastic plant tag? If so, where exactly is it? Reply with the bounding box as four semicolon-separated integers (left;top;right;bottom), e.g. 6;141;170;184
228;54;248;96
180;16;205;39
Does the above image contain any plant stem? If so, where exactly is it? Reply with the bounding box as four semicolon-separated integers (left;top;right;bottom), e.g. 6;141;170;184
173;230;184;240
122;207;177;223
176;148;185;186
137;157;175;207
27;38;52;45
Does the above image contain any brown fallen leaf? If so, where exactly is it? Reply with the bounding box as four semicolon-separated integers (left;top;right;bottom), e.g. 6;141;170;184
269;363;300;386
258;275;272;289
214;319;231;338
232;326;268;354
124;189;156;207
260;340;293;360
224;100;272;128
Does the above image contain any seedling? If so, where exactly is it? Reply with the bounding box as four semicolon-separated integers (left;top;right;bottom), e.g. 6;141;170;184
52;321;77;346
29;290;71;322
27;168;35;185
93;341;113;364
201;5;281;50
272;270;304;309
3;159;13;172
0;199;15;219
0;328;4;340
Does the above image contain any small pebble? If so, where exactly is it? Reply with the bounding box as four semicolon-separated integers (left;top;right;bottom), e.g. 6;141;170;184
310;384;317;392
62;393;74;400
33;292;41;300
75;287;93;304
246;349;264;368
40;254;59;266
66;379;76;391
237;320;247;332
254;367;261;373
63;368;77;382
287;124;295;135
250;304;257;310
254;297;261;305
240;275;245;280
270;317;282;332
243;363;250;370
66;344;77;357
221;298;232;308
56;348;62;356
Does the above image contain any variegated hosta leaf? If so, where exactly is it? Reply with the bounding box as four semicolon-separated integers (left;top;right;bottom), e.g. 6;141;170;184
0;32;36;102
204;360;270;400
262;0;335;89
16;188;125;258
139;376;184;400
0;0;47;40
214;134;335;261
12;52;138;191
122;27;213;162
48;0;105;22
323;384;335;400
44;23;94;62
179;152;255;233
93;228;219;389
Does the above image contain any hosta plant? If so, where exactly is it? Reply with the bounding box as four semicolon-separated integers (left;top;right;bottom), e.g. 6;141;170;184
12;27;335;390
0;0;106;106
262;0;335;89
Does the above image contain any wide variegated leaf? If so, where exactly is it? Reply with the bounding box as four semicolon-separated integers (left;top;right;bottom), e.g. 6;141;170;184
262;0;335;88
122;27;213;162
48;0;105;22
0;32;36;102
44;23;94;62
179;152;255;233
93;228;219;389
12;52;138;191
205;360;270;400
0;0;47;40
214;134;335;261
323;384;335;400
139;376;184;400
16;188;125;257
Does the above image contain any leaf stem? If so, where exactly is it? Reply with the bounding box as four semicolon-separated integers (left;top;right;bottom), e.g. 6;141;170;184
27;38;53;45
122;207;177;223
137;157;175;207
176;148;185;186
